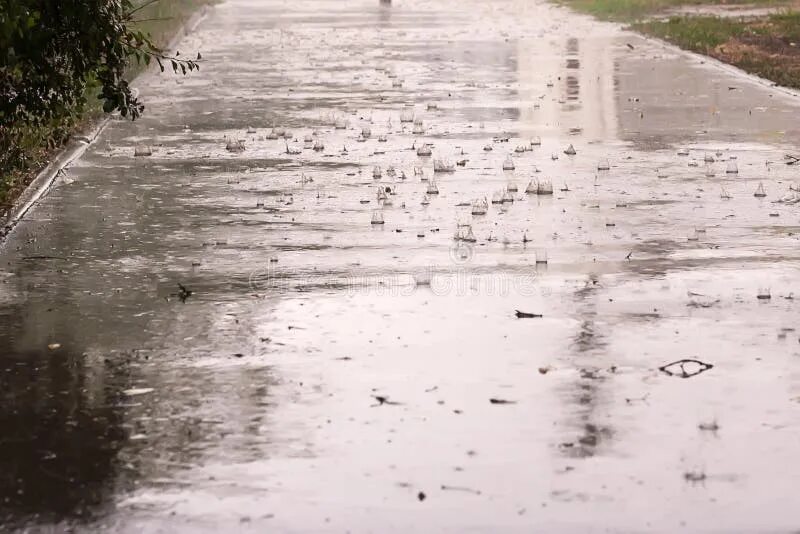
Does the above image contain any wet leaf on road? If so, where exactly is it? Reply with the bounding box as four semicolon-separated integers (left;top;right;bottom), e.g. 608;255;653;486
658;359;713;378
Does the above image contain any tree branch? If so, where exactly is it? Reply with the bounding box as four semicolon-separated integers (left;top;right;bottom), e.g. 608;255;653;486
126;0;162;18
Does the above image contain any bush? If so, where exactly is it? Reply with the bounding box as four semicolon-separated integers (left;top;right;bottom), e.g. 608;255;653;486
0;0;201;205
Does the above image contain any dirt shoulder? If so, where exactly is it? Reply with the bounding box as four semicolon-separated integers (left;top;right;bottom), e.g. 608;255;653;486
558;0;800;91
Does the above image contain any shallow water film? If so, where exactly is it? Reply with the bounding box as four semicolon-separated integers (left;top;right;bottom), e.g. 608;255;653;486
1;0;799;532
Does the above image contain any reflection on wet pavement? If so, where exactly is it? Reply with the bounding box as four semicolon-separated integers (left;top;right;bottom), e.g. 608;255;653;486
1;0;800;531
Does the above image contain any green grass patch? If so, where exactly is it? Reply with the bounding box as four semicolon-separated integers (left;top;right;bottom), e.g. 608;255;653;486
760;10;800;40
633;11;800;89
558;0;786;21
555;0;800;90
632;15;748;50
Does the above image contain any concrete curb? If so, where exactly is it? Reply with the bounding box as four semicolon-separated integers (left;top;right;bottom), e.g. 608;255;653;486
0;118;110;242
0;4;213;245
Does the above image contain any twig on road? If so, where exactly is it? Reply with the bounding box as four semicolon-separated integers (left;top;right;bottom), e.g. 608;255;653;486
440;484;481;495
371;395;402;407
489;398;516;405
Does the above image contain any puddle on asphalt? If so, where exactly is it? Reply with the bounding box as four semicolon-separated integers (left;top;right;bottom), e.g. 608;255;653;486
1;0;800;531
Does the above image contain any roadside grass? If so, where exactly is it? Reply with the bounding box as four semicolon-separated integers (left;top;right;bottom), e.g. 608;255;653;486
556;0;786;21
632;15;748;49
633;12;800;88
557;0;800;92
0;0;213;213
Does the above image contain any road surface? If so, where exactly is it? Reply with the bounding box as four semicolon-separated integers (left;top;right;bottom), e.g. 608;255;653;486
1;0;799;531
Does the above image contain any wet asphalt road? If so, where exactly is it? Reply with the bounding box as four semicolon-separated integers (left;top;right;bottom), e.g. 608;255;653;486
1;0;800;531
